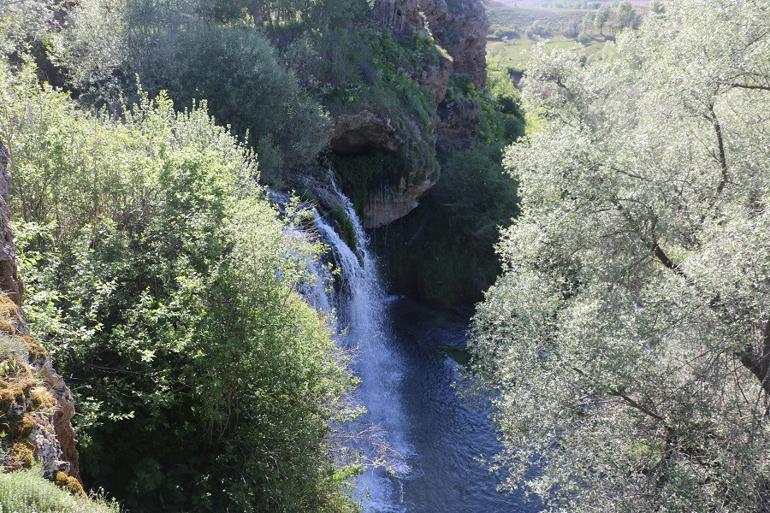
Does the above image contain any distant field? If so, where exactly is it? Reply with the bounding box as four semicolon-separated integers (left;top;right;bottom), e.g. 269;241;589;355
487;36;597;74
492;0;651;6
488;2;593;37
486;0;649;75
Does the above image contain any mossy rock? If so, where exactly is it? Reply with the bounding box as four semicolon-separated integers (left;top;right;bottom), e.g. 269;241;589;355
0;297;19;334
329;206;358;251
21;337;48;364
7;440;36;470
54;471;86;497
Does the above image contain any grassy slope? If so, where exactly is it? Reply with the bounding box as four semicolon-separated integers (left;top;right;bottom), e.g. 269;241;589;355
0;469;119;513
488;36;598;73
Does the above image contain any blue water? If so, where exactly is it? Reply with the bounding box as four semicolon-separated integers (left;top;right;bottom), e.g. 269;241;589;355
384;298;542;513
297;180;540;512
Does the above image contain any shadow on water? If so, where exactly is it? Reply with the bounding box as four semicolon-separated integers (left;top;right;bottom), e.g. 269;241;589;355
384;298;543;513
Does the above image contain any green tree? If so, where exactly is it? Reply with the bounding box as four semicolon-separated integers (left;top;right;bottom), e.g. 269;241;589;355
614;1;639;31
0;0;54;56
0;62;357;513
594;7;609;36
471;0;770;511
55;0;331;178
581;13;594;36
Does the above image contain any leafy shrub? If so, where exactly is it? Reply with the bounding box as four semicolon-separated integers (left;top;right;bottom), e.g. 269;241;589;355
55;0;330;179
0;467;118;513
525;21;552;40
1;63;356;513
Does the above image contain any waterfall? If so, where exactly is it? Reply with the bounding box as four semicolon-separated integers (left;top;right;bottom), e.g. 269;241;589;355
280;181;412;512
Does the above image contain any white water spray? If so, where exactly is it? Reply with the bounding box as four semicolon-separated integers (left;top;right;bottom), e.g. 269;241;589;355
280;179;411;512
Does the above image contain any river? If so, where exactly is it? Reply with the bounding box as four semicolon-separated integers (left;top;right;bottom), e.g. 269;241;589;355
376;297;542;513
299;180;542;512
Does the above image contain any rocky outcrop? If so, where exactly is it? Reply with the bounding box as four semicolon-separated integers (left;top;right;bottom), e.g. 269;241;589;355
331;111;402;154
364;171;436;227
418;51;453;104
330;0;487;227
421;0;488;147
437;95;481;149
0;145;22;306
420;0;489;88
0;144;81;485
373;0;425;34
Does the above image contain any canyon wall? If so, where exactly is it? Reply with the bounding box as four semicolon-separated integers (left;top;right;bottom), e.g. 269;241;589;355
329;0;488;227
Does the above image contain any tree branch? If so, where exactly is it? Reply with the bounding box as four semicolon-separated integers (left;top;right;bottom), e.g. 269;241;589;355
709;104;729;198
729;83;770;92
651;241;685;278
571;366;668;424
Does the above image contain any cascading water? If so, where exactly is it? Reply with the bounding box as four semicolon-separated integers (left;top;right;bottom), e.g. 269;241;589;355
282;178;541;513
289;181;413;512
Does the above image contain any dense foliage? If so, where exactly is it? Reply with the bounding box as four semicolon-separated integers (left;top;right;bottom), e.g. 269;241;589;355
471;0;770;511
0;62;357;513
375;75;525;305
56;0;331;178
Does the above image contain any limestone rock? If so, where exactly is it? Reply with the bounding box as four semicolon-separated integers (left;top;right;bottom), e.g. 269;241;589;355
0;145;22;306
364;171;436;228
331;111;402;154
437;95;481;149
373;0;425;34
420;0;489;89
331;0;488;227
417;0;490;147
418;51;453;104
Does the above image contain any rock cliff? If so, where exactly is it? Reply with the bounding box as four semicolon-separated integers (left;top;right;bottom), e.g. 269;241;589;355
373;0;425;34
420;0;488;89
331;111;402;155
0;144;81;487
329;0;488;227
421;0;488;147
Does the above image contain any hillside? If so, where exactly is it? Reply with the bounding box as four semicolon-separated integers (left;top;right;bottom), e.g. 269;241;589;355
486;0;651;75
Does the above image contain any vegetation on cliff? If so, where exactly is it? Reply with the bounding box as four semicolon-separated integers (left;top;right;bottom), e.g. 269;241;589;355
471;0;770;510
0;57;358;511
56;0;333;180
0;467;118;513
375;73;525;305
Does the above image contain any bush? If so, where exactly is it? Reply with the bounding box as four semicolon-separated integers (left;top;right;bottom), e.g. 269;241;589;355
1;62;356;513
525;21;552;40
0;467;118;513
55;0;330;179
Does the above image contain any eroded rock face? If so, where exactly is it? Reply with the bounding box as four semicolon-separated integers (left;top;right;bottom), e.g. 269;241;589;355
0;145;22;306
364;171;436;228
418;52;453;105
373;0;425;34
420;0;489;147
420;0;489;88
331;0;487;228
0;144;81;483
331;111;402;155
437;95;481;149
